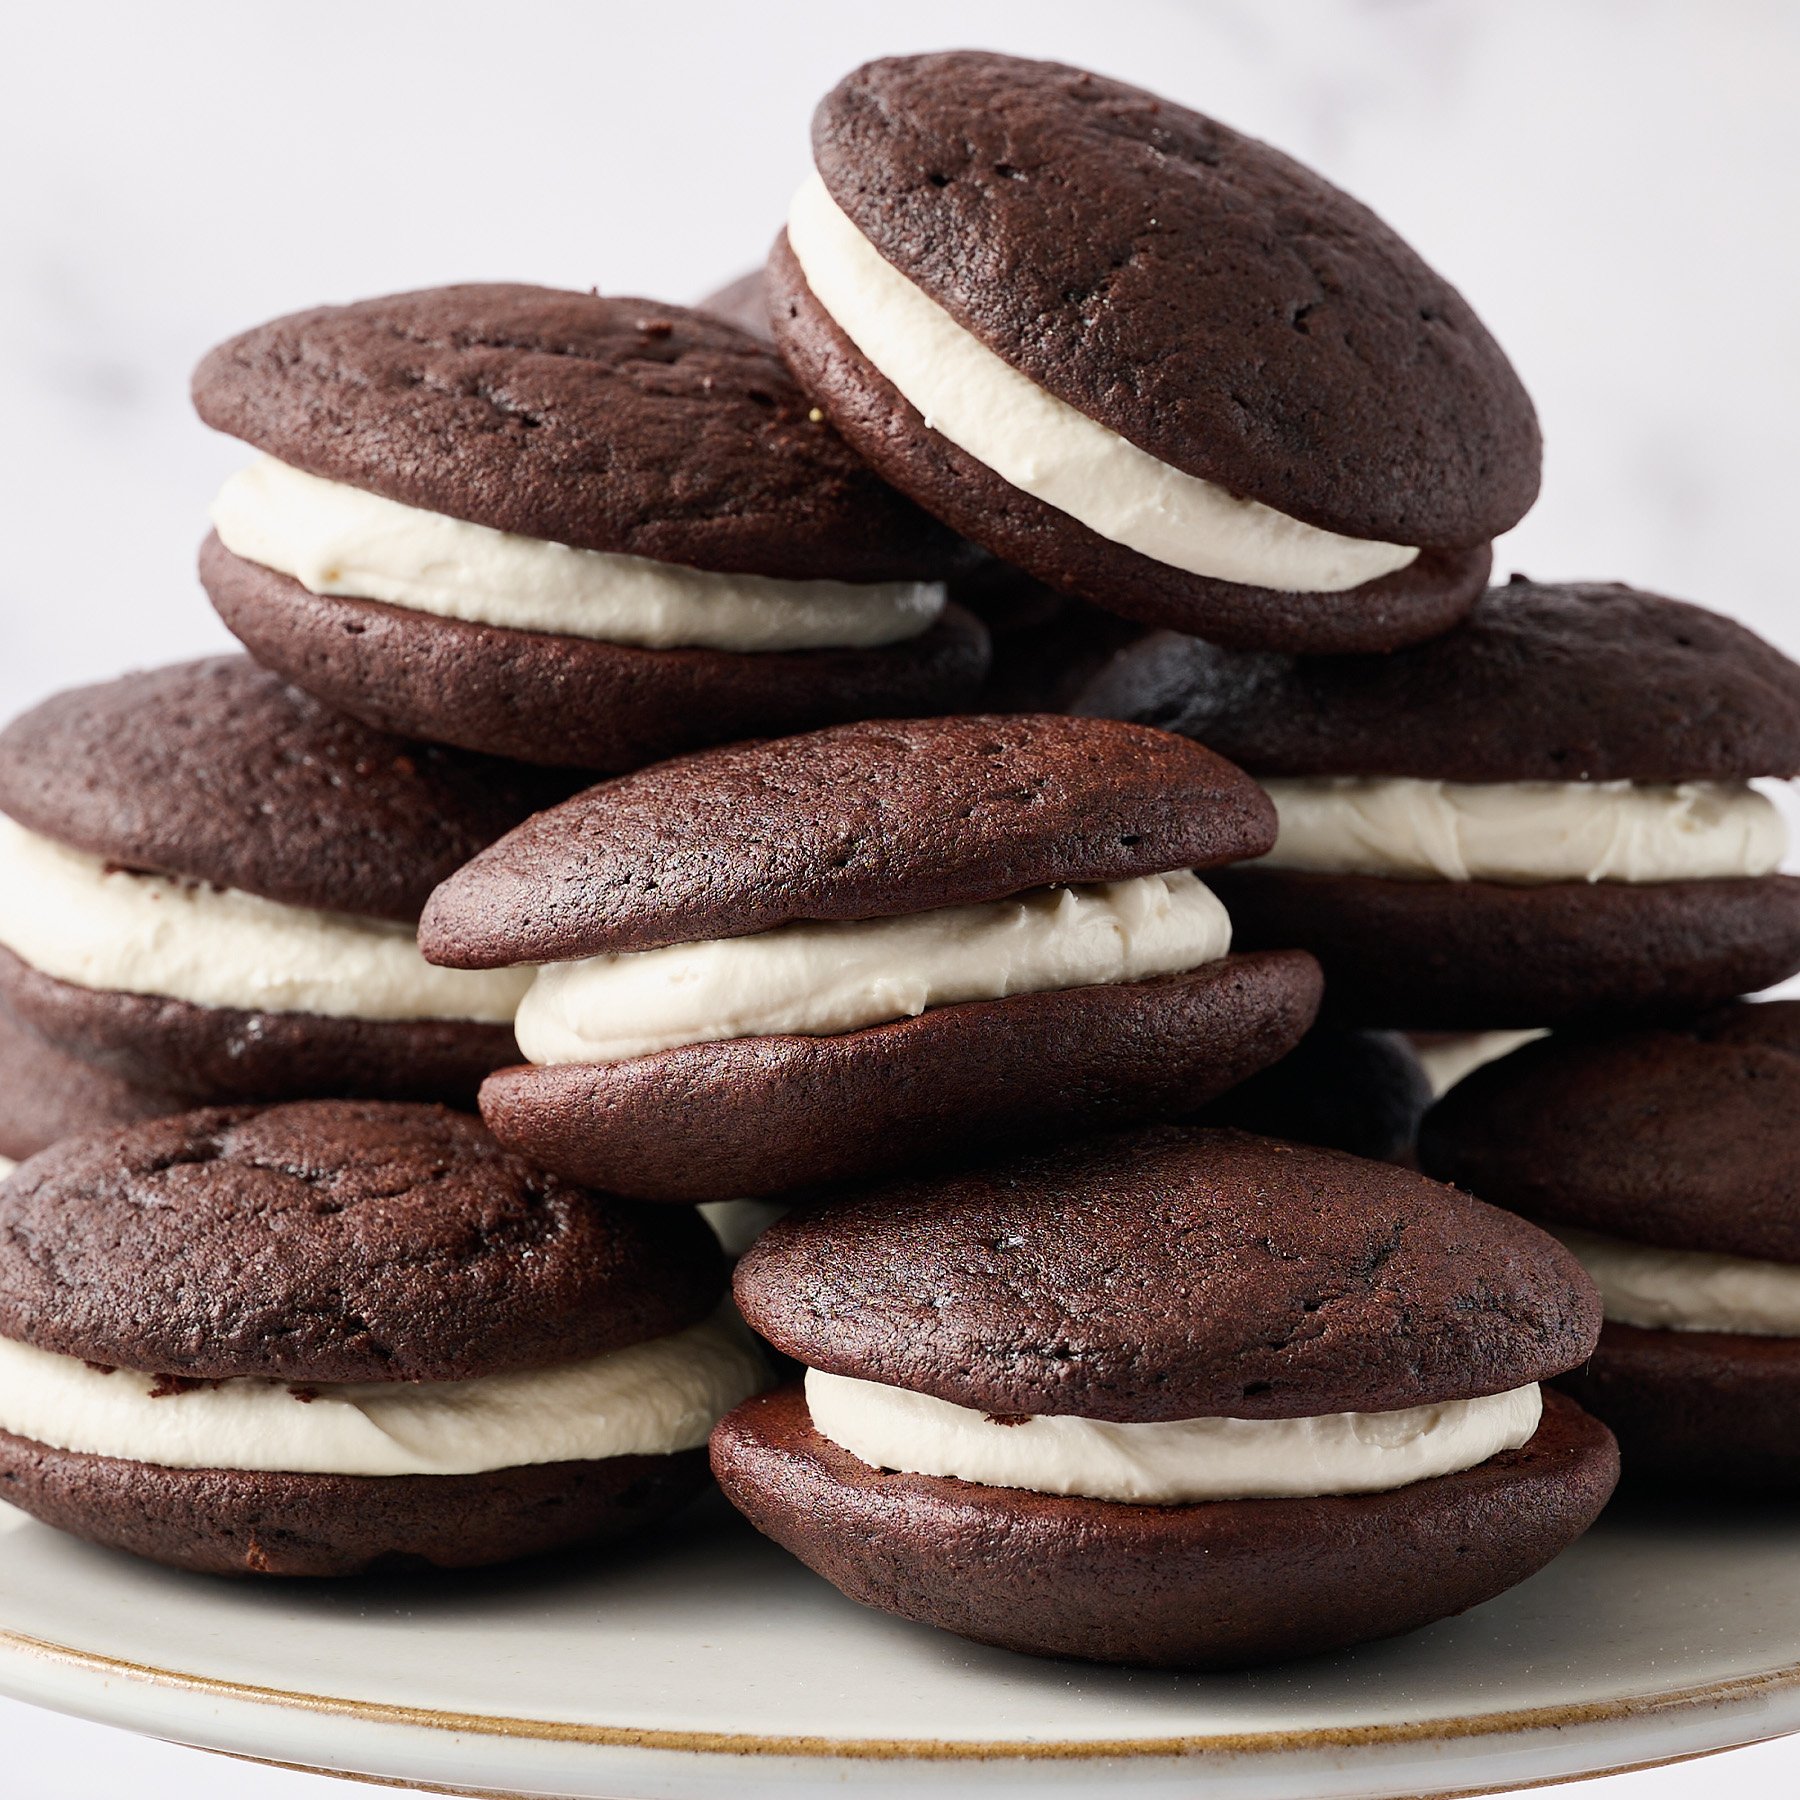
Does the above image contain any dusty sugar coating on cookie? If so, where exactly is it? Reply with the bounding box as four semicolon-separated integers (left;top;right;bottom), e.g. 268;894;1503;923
0;1101;725;1383
422;714;1274;968
193;284;964;581
735;1127;1599;1420
810;53;1538;547
0;657;571;922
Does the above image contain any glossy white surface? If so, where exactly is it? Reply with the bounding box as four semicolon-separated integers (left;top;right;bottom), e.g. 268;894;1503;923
0;1489;1797;1797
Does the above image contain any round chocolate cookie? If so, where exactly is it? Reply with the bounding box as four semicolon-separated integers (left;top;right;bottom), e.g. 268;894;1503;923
0;658;559;1106
1421;1004;1800;1488
195;285;986;769
0;1005;187;1163
768;52;1535;651
1078;580;1800;1027
0;1101;759;1575
422;715;1321;1199
715;1127;1613;1667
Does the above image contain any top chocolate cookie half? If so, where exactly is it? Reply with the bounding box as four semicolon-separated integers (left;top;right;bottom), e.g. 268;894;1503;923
0;1101;726;1383
736;1127;1599;1420
0;657;569;921
1076;579;1800;782
193;284;963;582
421;713;1274;968
1419;1002;1800;1263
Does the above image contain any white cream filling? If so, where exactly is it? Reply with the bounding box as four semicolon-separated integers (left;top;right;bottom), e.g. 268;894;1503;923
1258;777;1787;884
805;1368;1541;1503
0;1311;765;1477
786;171;1418;594
0;1158;12;1180
0;814;529;1024
212;456;945;653
1555;1227;1800;1338
1414;1029;1548;1097
514;869;1232;1067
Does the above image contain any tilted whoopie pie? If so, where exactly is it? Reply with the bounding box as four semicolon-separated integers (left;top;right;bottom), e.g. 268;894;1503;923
768;51;1539;655
194;285;987;770
714;1127;1615;1668
0;1101;762;1576
1077;579;1800;1027
0;657;569;1105
0;1005;188;1169
1420;1003;1800;1489
420;714;1321;1201
698;268;776;343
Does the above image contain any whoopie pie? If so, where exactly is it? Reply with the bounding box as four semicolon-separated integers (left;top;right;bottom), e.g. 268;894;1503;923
699;268;776;343
1420;1003;1800;1489
194;285;986;770
714;1127;1615;1668
768;51;1539;655
1078;578;1800;1027
0;1101;763;1575
0;657;565;1105
420;714;1320;1201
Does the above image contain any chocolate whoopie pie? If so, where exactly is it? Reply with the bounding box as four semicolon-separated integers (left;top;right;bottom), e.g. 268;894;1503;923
421;714;1321;1200
1421;1003;1800;1489
0;657;569;1105
1078;579;1800;1027
768;51;1537;654
714;1127;1615;1668
699;268;776;343
0;1101;762;1576
194;285;986;770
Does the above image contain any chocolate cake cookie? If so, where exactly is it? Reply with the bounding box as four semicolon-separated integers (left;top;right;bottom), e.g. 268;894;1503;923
1421;1003;1800;1487
195;285;986;769
422;714;1321;1200
0;1101;763;1575
0;1005;187;1164
768;52;1537;653
0;657;566;1105
1078;579;1800;1026
715;1127;1615;1667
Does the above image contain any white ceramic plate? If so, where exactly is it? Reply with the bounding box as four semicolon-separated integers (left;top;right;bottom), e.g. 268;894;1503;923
0;1487;1795;1799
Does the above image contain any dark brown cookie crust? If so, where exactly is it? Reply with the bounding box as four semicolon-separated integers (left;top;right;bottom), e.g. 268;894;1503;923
1210;870;1800;1030
422;714;1275;969
1195;1025;1432;1164
810;53;1540;546
953;561;1147;713
478;954;1322;1202
768;234;1492;653
711;1385;1615;1668
1419;1003;1800;1261
193;285;966;582
200;536;991;774
0;1434;709;1578
735;1127;1600;1420
0;656;570;922
0;1100;725;1383
1072;581;1800;781
0;1004;188;1162
698;269;774;343
0;946;518;1110
1554;1324;1800;1492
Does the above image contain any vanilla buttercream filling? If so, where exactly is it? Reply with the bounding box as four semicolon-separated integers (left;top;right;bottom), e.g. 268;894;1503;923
0;1158;12;1180
785;171;1418;594
0;1311;765;1477
1258;777;1786;884
804;1368;1541;1503
212;456;945;653
0;814;529;1024
1414;1029;1548;1096
1555;1227;1800;1337
513;869;1232;1067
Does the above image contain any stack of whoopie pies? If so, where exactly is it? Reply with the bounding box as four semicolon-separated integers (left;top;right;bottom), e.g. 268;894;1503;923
0;46;1788;1669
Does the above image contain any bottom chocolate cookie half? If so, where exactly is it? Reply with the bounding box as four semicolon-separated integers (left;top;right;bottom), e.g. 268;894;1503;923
0;946;518;1108
0;1432;710;1577
202;536;991;772
1209;869;1800;1029
711;1386;1617;1669
1554;1323;1800;1492
480;952;1322;1201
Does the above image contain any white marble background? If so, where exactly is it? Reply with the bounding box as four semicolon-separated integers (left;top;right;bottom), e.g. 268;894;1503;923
1;1;1797;1794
